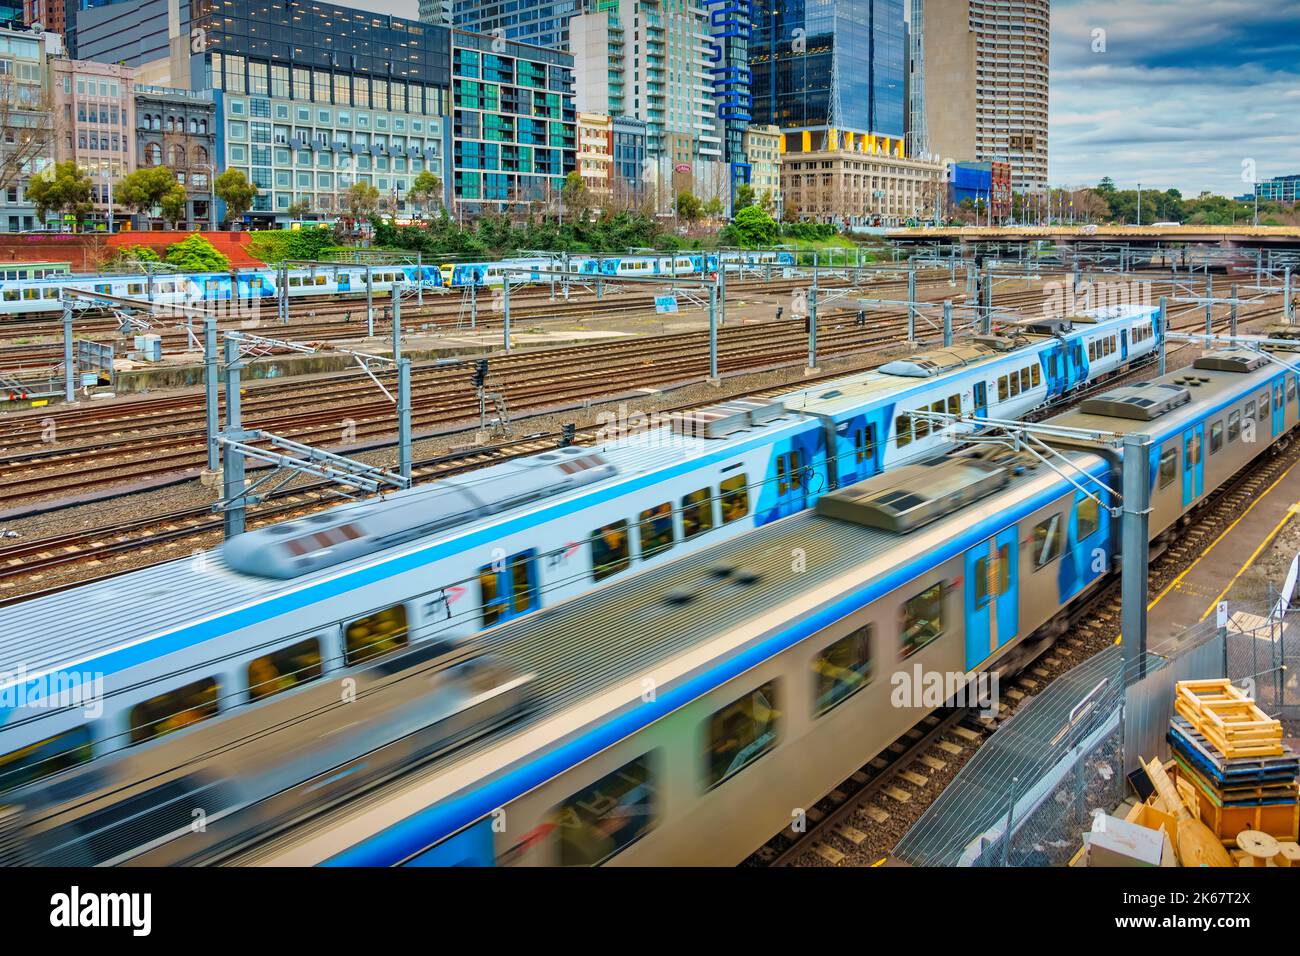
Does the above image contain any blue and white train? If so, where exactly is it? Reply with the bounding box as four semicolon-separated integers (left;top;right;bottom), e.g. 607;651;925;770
0;264;444;316
0;306;1159;797
439;250;797;288
0;251;798;315
4;342;1293;865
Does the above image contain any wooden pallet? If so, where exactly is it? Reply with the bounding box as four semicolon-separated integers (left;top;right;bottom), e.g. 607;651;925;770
1174;680;1284;759
1168;717;1298;783
1172;764;1300;846
1172;752;1299;806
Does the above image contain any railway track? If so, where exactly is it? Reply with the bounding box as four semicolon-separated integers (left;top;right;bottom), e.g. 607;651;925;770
749;416;1300;867
0;289;1281;598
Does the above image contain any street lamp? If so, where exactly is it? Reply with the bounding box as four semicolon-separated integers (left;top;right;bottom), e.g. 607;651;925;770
1136;182;1142;226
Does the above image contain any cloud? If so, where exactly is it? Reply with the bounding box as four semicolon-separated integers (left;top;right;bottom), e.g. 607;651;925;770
1049;0;1300;194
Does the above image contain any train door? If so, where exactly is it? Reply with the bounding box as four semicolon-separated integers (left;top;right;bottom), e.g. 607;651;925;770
337;272;351;292
1120;329;1129;361
1273;379;1285;438
1182;424;1204;507
477;549;540;628
973;381;988;421
963;526;1019;670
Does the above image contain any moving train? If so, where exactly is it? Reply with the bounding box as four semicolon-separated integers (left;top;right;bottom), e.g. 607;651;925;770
1;342;1289;864
439;251;797;288
0;264;444;315
0;306;1159;799
0;251;798;315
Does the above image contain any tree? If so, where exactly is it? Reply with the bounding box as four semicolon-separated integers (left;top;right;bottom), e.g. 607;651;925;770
27;161;92;226
214;168;258;227
285;199;312;220
676;191;702;224
118;165;182;223
728;204;779;247
164;232;230;272
160;184;188;225
702;195;724;219
734;183;757;211
561;170;592;222
343;181;380;231
408;169;442;217
0;74;54;200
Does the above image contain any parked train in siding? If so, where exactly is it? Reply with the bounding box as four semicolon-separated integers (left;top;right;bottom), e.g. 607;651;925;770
0;264;445;316
2;345;1290;865
0;306;1157;803
439;250;797;288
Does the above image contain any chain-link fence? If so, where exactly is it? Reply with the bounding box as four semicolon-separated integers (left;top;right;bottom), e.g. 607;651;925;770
891;600;1290;867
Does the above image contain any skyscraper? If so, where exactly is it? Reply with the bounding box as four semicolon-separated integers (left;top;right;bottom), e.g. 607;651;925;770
449;0;580;51
910;0;1049;192
749;0;906;153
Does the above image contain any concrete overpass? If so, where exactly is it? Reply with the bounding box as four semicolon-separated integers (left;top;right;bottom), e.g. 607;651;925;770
886;224;1300;247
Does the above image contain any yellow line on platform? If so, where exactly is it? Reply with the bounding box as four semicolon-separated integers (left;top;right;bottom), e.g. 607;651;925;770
1147;458;1300;611
1199;501;1300;620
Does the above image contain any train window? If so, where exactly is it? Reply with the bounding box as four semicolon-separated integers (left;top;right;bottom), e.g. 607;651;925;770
1228;411;1241;443
704;680;780;788
248;637;323;701
550;751;659;866
289;276;302;287
1210;421;1223;454
785;450;803;489
1159;448;1178;488
776;455;788;494
812;624;873;715
1031;364;1041;388
2;289;17;301
479;552;538;626
1290;378;1297;401
1019;367;1030;391
638;502;675;558
900;583;945;658
94;284;110;294
1245;400;1256;423
314;275;326;286
1076;497;1101;542
344;604;409;665
947;394;961;416
996;376;1008;402
0;726;93;794
129;677;220;744
854;424;875;464
681;488;715;539
896;413;913;447
1258;393;1269;421
21;288;36;300
1186;431;1202;468
42;288;58;299
127;283;143;295
720;474;749;523
591;519;631;581
974;545;1011;607
1032;514;1064;568
931;400;946;429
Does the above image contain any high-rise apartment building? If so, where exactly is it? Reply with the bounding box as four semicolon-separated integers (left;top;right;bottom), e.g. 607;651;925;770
910;0;1049;192
450;29;576;215
576;110;612;198
571;0;723;207
0;24;59;232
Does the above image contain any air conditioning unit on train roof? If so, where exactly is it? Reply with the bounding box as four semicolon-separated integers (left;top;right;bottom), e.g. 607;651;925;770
815;456;1010;533
1080;382;1191;420
1193;350;1268;373
1014;317;1073;336
670;398;786;439
878;344;990;378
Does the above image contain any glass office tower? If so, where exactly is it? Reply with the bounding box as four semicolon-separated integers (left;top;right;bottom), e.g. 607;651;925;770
750;0;905;147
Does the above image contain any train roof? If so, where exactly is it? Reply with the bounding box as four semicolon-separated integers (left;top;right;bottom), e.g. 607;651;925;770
282;447;1109;863
0;413;806;684
1048;348;1283;444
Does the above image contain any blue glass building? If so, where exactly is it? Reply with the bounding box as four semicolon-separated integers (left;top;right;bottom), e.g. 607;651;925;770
449;0;580;52
749;0;905;150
